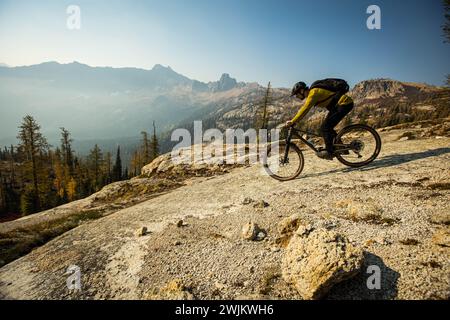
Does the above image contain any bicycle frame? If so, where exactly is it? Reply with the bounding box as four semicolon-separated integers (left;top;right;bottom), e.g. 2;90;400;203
286;127;321;153
281;126;353;163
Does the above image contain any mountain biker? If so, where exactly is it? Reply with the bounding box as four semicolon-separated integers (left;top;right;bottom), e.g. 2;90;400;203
285;80;354;160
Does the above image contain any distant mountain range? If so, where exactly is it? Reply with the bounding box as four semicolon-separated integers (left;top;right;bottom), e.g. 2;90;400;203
184;77;449;132
0;62;259;144
0;62;448;157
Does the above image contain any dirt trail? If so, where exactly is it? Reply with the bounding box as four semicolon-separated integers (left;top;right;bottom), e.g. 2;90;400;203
0;129;449;300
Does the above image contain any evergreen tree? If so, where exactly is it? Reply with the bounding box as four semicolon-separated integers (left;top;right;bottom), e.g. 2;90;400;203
255;82;272;132
17;115;49;214
20;185;38;215
103;151;112;184
74;157;89;198
112;146;122;182
88;144;103;192
60;127;74;173
150;121;159;161
8;145;16;184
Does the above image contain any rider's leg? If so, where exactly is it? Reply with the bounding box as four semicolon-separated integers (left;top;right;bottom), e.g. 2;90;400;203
321;103;354;154
321;107;339;154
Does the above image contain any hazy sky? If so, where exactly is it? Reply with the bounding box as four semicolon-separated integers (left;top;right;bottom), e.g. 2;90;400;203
0;0;448;87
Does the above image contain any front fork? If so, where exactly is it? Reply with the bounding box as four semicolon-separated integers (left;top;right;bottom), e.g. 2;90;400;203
282;127;293;164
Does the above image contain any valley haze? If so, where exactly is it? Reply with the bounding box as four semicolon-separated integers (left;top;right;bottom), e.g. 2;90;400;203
0;61;252;144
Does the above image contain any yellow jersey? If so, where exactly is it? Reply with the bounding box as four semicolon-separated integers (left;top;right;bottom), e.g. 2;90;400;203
291;88;353;123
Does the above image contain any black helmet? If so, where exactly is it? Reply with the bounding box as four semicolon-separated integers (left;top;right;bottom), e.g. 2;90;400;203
291;81;308;97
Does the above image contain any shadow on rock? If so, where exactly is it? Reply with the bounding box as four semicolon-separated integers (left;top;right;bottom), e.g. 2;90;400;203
325;252;400;300
300;147;450;179
353;147;450;171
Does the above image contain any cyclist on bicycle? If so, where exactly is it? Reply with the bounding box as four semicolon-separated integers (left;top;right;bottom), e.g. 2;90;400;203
285;80;354;160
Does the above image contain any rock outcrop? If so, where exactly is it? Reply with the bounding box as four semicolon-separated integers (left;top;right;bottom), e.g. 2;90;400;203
141;143;260;177
241;222;262;241
282;225;364;299
209;73;238;92
136;226;148;237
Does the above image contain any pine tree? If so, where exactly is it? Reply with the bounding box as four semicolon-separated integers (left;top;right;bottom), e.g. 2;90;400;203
60;127;74;172
8;145;16;184
150;121;159;161
255;82;272;132
20;185;37;215
17;115;49;214
74;157;89;198
112;146;122;182
88;144;103;192
103;152;112;184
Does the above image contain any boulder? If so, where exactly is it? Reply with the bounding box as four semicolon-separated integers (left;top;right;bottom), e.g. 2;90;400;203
136;226;148;237
141;154;169;175
282;225;364;300
242;222;261;241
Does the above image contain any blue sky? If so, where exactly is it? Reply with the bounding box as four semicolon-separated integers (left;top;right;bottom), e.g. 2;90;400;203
0;0;448;87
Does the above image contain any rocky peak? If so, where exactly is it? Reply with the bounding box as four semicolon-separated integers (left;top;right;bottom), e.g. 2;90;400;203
350;79;407;101
152;64;172;71
349;78;440;103
208;73;238;92
218;73;237;90
151;64;177;76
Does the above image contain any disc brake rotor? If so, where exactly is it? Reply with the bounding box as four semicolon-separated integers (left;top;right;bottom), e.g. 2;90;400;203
350;140;365;153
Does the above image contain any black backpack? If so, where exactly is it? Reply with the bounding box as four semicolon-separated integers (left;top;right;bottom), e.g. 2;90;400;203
310;78;350;94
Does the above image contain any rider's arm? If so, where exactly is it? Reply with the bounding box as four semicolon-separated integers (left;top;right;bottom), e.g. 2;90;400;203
291;91;317;123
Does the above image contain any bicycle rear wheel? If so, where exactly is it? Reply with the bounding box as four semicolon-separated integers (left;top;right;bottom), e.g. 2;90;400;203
263;142;304;181
334;124;381;167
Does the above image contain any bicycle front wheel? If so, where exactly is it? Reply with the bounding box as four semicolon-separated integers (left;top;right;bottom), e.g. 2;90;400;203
334;124;382;167
263;142;304;181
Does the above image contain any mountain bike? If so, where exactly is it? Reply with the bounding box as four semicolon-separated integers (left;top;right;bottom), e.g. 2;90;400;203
263;124;382;181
